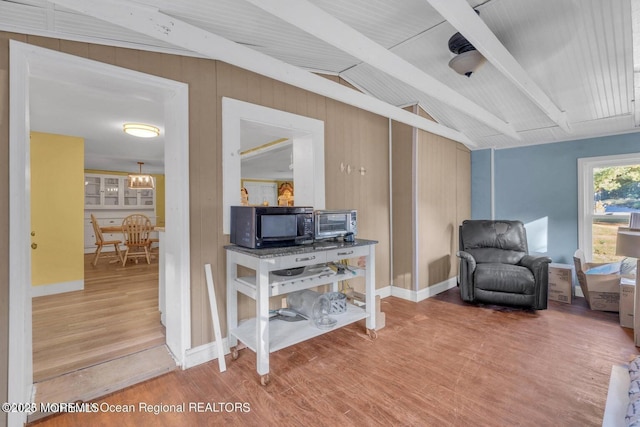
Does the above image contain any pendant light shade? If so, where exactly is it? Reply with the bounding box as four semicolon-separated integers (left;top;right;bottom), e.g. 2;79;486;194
448;49;486;77
127;162;155;189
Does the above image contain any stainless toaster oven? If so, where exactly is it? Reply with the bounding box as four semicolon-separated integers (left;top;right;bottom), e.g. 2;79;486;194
314;209;357;240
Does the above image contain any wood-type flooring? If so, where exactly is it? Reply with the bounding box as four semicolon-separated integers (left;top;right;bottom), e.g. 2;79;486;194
30;286;637;427
32;253;165;382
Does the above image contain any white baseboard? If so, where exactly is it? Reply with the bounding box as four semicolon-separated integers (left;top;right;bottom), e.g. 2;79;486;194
31;279;84;297
376;285;392;298
390;277;457;302
184;340;230;369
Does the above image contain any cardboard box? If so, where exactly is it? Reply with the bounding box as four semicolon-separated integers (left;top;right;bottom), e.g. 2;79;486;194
573;256;627;312
620;277;635;328
548;263;573;304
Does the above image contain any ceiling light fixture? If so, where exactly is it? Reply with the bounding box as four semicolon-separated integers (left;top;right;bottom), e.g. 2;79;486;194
123;123;160;138
127;162;155;189
447;32;486;77
447;10;486;78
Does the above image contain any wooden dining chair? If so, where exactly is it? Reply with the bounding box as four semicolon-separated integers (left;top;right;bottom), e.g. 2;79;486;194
90;214;123;266
149;237;160;257
121;214;153;266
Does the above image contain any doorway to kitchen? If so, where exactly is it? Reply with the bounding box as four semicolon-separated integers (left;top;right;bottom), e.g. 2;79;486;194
8;40;191;421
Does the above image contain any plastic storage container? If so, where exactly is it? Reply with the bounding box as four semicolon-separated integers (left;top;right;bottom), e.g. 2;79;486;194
286;290;337;330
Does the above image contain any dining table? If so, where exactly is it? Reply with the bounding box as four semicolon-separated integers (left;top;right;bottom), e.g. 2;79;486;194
100;225;164;233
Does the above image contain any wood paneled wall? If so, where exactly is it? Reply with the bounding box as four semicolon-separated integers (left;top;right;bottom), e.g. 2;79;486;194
391;108;415;290
324;97;390;293
418;130;461;288
0;32;391;366
391;106;471;291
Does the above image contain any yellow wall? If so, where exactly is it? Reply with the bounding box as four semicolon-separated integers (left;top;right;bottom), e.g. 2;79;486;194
84;169;165;226
31;132;84;286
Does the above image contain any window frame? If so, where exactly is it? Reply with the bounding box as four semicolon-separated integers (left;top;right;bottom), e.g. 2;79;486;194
577;152;640;261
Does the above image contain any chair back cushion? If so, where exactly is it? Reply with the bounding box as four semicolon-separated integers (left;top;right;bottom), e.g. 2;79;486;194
460;220;528;265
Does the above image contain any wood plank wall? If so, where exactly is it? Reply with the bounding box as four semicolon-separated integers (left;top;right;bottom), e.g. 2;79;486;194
0;32;393;363
418;107;471;289
391;107;416;290
392;106;471;291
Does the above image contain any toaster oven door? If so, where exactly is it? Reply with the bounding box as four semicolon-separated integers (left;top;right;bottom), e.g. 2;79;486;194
316;213;349;238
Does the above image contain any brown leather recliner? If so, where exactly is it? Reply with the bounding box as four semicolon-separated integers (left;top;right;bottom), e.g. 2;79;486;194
457;220;552;310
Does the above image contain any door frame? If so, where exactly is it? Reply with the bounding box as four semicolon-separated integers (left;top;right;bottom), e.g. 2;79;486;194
8;40;191;423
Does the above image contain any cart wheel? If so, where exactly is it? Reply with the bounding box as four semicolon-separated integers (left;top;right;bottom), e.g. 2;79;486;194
367;328;378;340
230;346;239;360
260;374;270;386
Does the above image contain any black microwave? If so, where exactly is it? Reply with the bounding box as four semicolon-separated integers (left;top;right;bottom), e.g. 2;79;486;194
230;206;314;249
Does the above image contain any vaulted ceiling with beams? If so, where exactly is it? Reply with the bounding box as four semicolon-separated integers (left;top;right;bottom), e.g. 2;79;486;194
2;0;639;152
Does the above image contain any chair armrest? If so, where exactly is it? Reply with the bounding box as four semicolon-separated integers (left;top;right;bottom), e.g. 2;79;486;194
456;250;476;272
456;251;477;302
520;255;552;310
519;255;552;278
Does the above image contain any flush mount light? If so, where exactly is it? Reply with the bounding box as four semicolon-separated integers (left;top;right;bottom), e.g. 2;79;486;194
123;123;160;138
448;48;486;77
446;10;487;78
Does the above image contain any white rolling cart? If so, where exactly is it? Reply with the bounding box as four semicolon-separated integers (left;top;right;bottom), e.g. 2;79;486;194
225;239;377;385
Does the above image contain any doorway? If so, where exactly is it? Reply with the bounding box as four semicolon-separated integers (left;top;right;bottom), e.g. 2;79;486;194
8;40;191;423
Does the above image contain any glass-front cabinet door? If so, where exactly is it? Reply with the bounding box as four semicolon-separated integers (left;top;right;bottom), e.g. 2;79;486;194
84;176;101;206
139;189;154;207
124;187;138;206
103;177;120;206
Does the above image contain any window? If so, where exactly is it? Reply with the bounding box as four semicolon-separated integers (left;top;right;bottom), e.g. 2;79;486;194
578;154;640;262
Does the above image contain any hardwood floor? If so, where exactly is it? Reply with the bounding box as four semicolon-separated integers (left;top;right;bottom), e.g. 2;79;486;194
30;287;638;426
32;253;165;382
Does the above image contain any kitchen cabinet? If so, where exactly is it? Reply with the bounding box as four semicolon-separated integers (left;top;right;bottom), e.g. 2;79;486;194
85;173;155;209
85;174;121;207
124;187;155;208
226;239;377;385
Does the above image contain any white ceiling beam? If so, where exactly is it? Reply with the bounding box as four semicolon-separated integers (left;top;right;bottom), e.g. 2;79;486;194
244;0;519;141
49;0;475;147
427;0;572;134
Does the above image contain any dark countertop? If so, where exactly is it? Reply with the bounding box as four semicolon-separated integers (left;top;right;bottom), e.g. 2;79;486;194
224;238;378;259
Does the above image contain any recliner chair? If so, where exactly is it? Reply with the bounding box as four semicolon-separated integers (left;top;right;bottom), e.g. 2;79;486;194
457;220;551;310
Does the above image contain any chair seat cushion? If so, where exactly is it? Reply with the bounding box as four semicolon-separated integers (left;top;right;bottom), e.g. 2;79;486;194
474;263;535;294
